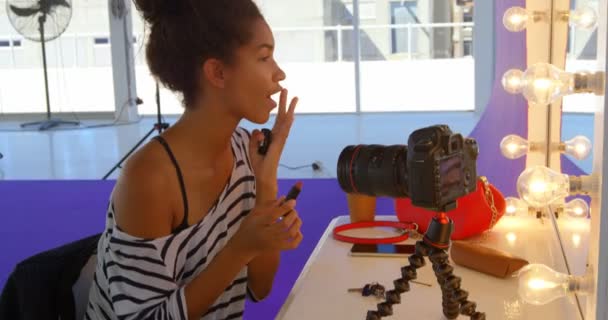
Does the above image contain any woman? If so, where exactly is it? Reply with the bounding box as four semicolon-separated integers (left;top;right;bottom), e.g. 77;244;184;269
86;1;303;319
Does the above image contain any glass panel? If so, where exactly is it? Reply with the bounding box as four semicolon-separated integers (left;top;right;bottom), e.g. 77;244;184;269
359;0;475;112
132;0;357;115
0;1;114;114
561;0;597;176
131;10;182;115
257;0;357;113
563;0;599;113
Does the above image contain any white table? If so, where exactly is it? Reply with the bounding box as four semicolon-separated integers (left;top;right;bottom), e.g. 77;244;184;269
277;215;590;319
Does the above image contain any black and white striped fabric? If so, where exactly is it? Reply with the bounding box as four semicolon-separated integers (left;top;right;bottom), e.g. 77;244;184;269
86;127;257;320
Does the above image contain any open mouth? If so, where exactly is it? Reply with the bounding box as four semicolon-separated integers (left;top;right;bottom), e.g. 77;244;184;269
266;96;277;109
266;87;282;109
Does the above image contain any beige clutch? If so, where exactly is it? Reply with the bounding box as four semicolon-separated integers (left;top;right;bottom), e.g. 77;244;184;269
450;241;529;278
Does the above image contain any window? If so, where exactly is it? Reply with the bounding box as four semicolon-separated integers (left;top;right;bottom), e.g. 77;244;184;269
94;37;109;45
563;0;599;113
0;39;21;48
0;1;114;113
132;0;357;114
264;0;357;113
359;0;475;112
1;0;484;115
390;2;418;55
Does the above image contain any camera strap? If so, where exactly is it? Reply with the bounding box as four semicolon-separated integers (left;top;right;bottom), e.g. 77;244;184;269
332;221;417;244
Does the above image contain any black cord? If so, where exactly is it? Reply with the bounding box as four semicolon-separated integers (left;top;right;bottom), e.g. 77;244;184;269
279;162;323;171
279;163;314;170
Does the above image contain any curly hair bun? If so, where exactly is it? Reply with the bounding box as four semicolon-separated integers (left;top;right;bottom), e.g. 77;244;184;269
134;0;263;108
134;0;186;23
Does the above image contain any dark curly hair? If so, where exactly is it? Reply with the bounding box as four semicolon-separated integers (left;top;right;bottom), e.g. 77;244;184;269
134;0;264;108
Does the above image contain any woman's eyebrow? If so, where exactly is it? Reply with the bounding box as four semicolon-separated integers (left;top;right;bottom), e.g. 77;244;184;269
257;43;274;50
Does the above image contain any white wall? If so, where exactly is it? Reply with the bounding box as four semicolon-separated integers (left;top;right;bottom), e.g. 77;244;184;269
0;0;596;115
0;58;475;114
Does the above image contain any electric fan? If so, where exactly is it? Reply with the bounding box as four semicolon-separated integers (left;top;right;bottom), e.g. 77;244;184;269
7;0;79;130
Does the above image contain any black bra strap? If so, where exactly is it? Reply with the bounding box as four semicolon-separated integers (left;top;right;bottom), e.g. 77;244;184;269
153;136;189;232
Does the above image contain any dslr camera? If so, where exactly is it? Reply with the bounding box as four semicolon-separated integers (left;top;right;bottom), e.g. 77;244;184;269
337;124;479;212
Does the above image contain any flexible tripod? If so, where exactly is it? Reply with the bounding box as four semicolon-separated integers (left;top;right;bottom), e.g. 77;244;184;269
102;83;169;180
366;212;485;320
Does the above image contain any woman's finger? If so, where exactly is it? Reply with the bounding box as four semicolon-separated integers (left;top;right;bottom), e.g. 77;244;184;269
287;96;298;117
287;216;302;238
286;231;303;249
265;199;296;222
248;129;262;159
270;97;297;147
254;197;283;219
278;210;298;230
278;88;287;119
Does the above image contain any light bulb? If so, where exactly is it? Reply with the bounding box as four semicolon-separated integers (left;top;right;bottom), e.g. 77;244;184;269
572;233;581;248
504;64;605;104
500;135;531;159
522;63;574;105
504;6;597;32
568;7;597;29
503;7;531;32
503;7;547;32
517;166;570;207
561;135;592;160
506;232;517;246
564;198;589;218
502;69;524;94
505;197;529;216
518;264;588;305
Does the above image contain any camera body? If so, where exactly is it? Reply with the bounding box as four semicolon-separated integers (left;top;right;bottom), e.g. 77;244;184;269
406;125;478;211
337;124;478;212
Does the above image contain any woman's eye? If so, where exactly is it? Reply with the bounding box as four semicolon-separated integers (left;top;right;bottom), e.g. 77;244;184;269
261;56;271;62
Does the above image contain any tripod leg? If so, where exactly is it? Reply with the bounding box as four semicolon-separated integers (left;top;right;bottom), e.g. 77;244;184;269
102;126;157;180
429;249;485;320
366;212;486;320
365;241;428;320
103;80;170;180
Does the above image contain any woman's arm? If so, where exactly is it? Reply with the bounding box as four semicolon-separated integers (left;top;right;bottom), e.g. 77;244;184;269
183;241;255;318
112;155;298;319
112;156;257;319
243;89;301;301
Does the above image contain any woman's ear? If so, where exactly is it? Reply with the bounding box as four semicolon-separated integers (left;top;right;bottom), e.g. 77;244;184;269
202;58;226;88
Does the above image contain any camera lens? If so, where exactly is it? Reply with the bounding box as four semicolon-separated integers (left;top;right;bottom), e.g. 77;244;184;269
337;144;409;198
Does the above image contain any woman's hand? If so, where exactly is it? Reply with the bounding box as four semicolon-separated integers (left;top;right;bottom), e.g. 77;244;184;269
230;197;303;260
249;89;298;202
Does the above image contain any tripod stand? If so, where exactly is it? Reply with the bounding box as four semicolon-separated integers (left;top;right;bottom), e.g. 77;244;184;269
102;82;169;180
366;212;485;320
20;14;79;131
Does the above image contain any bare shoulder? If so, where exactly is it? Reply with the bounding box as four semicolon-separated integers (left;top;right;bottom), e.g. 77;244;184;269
112;139;177;239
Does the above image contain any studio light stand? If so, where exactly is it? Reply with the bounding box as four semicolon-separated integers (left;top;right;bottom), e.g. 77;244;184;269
366;212;485;320
102;82;169;180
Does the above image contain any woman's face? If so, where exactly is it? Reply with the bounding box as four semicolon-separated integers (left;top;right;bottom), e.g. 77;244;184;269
223;18;286;124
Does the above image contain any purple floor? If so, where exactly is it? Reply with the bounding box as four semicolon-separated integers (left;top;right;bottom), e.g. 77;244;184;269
0;179;395;319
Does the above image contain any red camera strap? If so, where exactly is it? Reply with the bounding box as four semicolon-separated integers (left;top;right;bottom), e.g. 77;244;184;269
332;221;417;244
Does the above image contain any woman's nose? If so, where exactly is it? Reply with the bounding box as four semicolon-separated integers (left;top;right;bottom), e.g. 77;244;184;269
274;65;286;82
